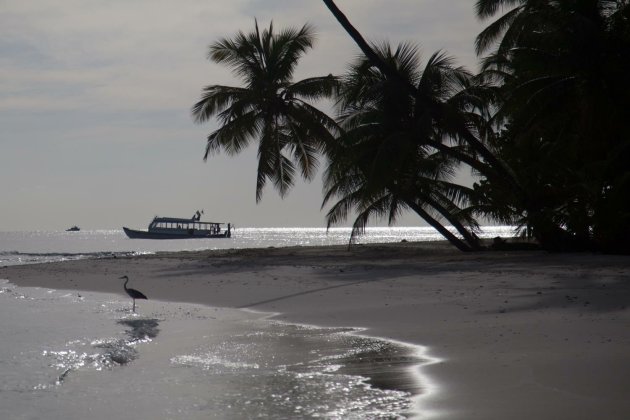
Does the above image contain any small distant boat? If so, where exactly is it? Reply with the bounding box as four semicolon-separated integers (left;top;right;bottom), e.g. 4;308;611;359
123;210;231;240
66;226;80;232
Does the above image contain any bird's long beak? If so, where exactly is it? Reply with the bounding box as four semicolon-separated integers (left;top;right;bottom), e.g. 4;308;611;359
119;275;127;279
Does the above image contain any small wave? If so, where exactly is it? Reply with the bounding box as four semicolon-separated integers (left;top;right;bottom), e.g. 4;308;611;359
92;339;139;366
0;250;144;258
269;370;412;418
0;250;150;266
171;354;260;371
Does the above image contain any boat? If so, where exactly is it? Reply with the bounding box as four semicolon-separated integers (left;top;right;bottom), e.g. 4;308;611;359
123;211;231;239
66;226;80;232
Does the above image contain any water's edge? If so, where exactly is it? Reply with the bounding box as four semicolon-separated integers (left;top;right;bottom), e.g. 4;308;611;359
1;279;441;419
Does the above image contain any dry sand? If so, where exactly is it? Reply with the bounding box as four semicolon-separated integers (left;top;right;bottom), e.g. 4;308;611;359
2;242;630;419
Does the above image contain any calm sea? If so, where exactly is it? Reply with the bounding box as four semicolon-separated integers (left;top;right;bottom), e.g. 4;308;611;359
0;226;516;266
0;226;509;418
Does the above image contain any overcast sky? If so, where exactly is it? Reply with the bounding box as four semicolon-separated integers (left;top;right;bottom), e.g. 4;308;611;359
0;1;487;230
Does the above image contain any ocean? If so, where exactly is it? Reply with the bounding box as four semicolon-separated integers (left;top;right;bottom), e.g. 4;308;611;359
0;226;512;419
0;226;516;266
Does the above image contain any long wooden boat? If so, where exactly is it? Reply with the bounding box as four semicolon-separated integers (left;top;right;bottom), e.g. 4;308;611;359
123;213;231;239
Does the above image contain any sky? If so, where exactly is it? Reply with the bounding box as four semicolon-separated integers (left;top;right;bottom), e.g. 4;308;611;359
0;1;487;230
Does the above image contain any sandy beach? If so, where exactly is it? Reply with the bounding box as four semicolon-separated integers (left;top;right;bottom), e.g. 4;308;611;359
3;242;630;419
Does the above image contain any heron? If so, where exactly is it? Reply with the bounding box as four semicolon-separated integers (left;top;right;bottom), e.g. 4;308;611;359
119;275;148;312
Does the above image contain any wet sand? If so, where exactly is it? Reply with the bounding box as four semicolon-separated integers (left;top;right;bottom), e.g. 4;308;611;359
3;241;630;419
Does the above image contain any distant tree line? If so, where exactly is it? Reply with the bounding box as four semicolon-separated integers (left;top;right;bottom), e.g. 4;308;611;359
193;0;630;253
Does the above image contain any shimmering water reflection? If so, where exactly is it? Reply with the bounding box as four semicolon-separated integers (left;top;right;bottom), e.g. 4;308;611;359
170;322;423;418
0;225;517;266
0;281;429;419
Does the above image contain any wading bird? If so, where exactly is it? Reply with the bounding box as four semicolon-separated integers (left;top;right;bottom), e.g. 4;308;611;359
119;275;147;312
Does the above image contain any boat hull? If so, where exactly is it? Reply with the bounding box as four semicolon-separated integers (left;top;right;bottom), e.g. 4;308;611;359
123;227;230;239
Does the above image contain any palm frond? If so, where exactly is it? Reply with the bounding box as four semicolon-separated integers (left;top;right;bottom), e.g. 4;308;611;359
273;23;316;81
348;192;394;242
204;110;262;159
475;5;524;54
475;0;524;19
285;74;339;101
191;85;250;123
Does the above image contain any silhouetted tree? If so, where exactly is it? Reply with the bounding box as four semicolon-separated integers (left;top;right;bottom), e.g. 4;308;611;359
324;43;483;251
477;0;630;252
192;21;338;201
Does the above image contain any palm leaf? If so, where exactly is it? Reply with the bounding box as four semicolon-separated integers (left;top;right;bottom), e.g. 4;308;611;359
475;5;524;54
204;110;262;158
191;85;250;123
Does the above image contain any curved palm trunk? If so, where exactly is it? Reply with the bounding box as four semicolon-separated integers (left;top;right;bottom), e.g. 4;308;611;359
393;183;482;250
322;0;418;94
405;201;473;252
411;193;483;250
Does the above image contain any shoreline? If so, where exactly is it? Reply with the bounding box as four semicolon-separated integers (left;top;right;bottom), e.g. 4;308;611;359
2;282;422;418
3;242;630;419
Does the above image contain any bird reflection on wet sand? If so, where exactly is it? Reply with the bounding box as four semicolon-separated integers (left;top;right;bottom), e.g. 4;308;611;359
90;318;161;366
117;318;160;342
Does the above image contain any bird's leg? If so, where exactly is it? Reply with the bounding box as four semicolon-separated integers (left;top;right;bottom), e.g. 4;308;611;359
133;299;136;313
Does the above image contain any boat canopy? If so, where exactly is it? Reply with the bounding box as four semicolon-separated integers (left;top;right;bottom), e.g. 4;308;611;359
152;216;223;225
149;217;225;231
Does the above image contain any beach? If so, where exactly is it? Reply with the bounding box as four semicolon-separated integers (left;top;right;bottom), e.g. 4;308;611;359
3;241;630;419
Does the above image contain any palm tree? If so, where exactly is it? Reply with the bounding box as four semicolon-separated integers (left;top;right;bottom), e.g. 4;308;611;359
322;0;519;193
323;42;483;251
192;21;338;201
477;0;630;251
